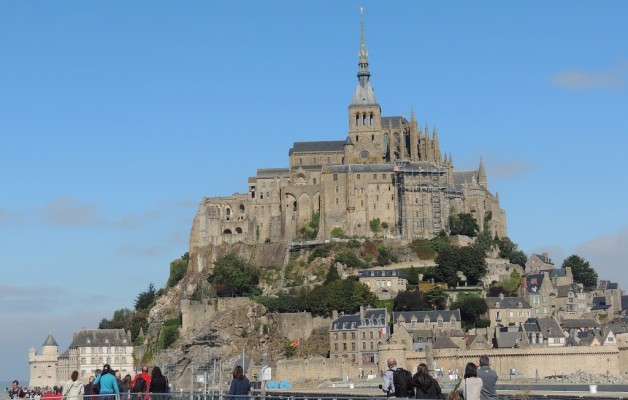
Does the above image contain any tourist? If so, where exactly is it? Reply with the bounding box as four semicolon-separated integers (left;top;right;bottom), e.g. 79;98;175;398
93;364;120;400
121;374;133;400
228;365;250;399
62;371;84;400
411;363;443;399
9;381;26;399
460;363;483;400
476;355;498;400
148;366;169;400
380;357;397;396
83;376;94;398
131;366;152;400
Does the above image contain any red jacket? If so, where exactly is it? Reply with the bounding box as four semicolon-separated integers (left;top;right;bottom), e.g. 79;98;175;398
131;372;152;393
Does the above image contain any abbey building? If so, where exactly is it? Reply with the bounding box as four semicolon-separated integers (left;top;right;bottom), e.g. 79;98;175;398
190;14;506;250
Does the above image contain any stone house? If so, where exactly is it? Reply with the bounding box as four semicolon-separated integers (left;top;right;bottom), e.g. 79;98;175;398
358;267;407;300
521;317;565;347
522;273;555;317
526;253;554;273
329;307;388;366
484;293;532;338
393;310;462;335
554;283;589;320
590;280;623;321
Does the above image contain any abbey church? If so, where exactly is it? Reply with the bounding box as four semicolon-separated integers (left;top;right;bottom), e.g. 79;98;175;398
190;14;506;250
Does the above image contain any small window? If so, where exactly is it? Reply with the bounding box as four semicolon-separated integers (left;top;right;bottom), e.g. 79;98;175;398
357;174;361;180
313;178;317;184
333;174;338;181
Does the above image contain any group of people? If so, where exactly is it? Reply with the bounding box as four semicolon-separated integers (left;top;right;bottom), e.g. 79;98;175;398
381;355;498;400
7;380;65;400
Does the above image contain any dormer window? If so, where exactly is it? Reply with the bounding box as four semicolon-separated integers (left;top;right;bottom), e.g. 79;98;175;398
495;302;500;308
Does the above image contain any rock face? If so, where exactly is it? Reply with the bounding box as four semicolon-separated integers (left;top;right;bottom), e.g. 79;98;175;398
557;370;624;384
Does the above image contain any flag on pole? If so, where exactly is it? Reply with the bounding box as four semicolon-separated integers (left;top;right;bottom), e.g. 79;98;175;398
290;338;300;347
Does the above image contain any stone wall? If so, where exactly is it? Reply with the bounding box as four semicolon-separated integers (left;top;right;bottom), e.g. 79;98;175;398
273;312;330;341
181;297;254;336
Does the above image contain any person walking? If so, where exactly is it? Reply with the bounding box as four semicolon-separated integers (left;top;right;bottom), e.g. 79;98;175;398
92;364;120;400
460;363;483;400
63;371;84;400
9;381;25;399
476;355;498;400
411;363;443;399
228;366;250;399
148;366;169;400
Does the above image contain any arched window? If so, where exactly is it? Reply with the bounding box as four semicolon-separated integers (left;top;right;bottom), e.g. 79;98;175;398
239;204;245;213
235;227;243;234
356;113;360;126
362;113;367;125
370;113;374;125
223;229;232;235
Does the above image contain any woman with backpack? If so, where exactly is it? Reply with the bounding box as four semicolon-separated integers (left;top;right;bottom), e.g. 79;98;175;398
411;363;444;399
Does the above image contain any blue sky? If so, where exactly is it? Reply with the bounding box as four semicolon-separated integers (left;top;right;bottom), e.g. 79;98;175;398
1;1;627;381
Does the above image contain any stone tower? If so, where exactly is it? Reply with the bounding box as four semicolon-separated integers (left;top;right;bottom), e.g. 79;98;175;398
29;333;59;388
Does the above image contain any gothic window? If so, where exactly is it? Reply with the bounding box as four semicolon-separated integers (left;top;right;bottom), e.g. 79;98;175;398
356;113;360;126
370;113;374;125
239;204;245;213
363;113;367;125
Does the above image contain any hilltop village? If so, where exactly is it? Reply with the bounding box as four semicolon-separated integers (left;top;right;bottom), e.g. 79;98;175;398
28;12;628;390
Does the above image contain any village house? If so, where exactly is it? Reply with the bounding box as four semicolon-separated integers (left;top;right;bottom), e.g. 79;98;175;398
484;293;532;338
329;306;388;366
358;267;407;300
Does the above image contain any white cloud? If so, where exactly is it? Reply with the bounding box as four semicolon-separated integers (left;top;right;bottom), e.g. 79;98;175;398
41;196;105;227
574;226;628;287
488;158;537;179
551;62;628;90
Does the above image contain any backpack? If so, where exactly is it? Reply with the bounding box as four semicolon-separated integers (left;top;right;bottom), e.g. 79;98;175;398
132;377;146;393
393;367;415;398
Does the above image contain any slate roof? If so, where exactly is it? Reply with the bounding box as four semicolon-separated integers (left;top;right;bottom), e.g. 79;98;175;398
607;322;628;334
350;79;378;106
496;331;520;348
598;280;619;290
43;334;58;347
393;310;461;323
381;116;409;127
256;168;290;177
68;329;132;348
289;141;346;155
541;269;567;278
359;269;405;278
591;297;611;311
533;254;554;264
485;296;531;309
556;284;579;297
561;319;599;329
331;308;387;330
453;171;478;190
432;335;459;349
524;317;564;339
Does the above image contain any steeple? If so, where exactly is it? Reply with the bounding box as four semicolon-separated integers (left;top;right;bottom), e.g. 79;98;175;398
478;157;487;187
357;6;370;80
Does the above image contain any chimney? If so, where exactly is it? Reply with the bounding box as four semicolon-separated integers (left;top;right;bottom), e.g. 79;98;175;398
499;292;505;300
360;305;366;319
332;310;339;320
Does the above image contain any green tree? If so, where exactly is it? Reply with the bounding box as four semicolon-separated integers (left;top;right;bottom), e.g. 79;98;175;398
210;253;261;296
424;287;449;310
135;283;157;311
167;253;189;288
562;254;598;289
393;289;428;311
330;227;348;238
370;218;382;237
449;213;480;237
510;250;527;267
410;239;437;260
450;293;488;329
434;246;487;286
323;264;341;285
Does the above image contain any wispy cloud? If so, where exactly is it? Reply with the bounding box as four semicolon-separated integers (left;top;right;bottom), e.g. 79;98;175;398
161;199;198;209
0;206;25;226
117;243;165;257
550;62;628;90
488;158;537;179
574;226;628;285
42;196;105;227
112;210;162;229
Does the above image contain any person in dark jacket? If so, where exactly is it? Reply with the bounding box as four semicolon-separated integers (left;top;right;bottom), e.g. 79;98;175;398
411;363;443;399
149;366;169;400
476;355;498;400
228;365;251;398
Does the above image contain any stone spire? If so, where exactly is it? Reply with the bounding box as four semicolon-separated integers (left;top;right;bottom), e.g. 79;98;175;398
350;7;378;106
433;126;441;162
478;157;487;187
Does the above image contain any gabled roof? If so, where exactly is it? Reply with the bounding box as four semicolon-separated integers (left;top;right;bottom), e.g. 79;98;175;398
524;317;563;338
433;335;459;349
453;171;478;190
68;329;132;348
393;310;461;323
556;284;579;298
496;331;520;348
532;253;554;265
485;296;531;309
289;141;346;155
541;269;567;278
